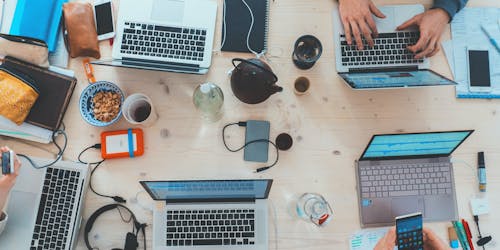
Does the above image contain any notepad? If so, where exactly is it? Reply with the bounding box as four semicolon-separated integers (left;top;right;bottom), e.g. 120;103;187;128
221;0;269;53
9;0;67;52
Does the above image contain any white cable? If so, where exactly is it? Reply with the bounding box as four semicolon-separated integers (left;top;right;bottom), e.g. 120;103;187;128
269;199;278;250
217;0;267;58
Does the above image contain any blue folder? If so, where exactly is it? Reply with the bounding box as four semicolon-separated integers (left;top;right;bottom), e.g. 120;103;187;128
9;0;67;52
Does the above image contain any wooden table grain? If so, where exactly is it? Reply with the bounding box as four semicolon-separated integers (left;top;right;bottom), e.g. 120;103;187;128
1;0;499;249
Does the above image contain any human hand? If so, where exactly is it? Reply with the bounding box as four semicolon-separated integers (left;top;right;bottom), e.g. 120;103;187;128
338;0;386;50
374;227;396;250
397;8;449;59
0;147;21;193
423;227;450;250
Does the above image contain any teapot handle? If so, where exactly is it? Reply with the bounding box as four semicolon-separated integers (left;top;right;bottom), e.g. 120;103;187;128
232;58;278;83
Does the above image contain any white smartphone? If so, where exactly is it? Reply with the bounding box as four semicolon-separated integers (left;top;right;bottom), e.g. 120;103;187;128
467;48;491;92
93;0;115;41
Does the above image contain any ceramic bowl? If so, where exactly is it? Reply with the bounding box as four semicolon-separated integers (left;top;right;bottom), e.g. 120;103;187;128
79;81;124;127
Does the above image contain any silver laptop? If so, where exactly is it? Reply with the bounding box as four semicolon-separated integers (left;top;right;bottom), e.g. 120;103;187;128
332;4;457;89
356;131;473;227
0;158;89;249
140;179;273;250
92;0;217;74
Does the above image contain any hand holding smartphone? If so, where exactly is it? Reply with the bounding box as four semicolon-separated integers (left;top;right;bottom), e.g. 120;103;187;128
1;150;15;175
93;0;115;41
396;212;423;250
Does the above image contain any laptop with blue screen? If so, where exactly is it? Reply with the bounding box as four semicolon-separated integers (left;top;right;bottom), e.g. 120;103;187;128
356;131;473;227
332;4;458;89
140;179;273;250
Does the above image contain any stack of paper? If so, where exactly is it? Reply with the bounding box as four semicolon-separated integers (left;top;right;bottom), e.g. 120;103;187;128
442;7;500;98
350;227;392;250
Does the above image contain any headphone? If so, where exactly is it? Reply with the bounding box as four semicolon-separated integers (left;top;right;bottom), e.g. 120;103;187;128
84;204;147;250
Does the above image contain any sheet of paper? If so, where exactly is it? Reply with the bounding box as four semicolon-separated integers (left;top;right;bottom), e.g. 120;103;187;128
470;196;490;215
48;26;69;68
441;40;455;78
350;227;396;250
0;0;16;33
0;116;52;144
451;7;500;98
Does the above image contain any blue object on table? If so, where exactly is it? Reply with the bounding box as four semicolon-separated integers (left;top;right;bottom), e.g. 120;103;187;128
79;81;124;127
481;25;500;54
9;0;67;52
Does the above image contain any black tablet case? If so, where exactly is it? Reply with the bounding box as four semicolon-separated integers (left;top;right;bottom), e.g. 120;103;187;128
221;0;269;53
3;56;76;131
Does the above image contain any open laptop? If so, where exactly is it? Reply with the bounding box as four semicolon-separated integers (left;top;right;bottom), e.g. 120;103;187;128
0;158;89;249
140;179;273;250
332;4;457;89
356;130;473;227
91;0;217;74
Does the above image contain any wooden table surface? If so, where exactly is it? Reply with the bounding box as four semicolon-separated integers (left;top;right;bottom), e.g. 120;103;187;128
1;0;499;249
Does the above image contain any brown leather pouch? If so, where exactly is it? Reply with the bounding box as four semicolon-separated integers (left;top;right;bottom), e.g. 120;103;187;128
63;2;100;59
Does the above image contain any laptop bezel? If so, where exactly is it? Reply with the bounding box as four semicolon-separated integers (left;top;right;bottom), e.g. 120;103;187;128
339;68;458;90
359;130;474;161
140;179;273;203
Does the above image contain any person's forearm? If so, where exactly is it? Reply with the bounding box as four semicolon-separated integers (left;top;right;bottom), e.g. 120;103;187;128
432;0;468;21
0;190;9;212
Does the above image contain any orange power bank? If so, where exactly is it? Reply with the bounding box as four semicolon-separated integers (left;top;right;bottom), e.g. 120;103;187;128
101;129;144;159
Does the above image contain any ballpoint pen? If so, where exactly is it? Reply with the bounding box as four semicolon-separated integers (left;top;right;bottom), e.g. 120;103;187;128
481;25;500;54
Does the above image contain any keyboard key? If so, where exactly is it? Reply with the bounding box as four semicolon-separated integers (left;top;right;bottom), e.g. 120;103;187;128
193;239;222;246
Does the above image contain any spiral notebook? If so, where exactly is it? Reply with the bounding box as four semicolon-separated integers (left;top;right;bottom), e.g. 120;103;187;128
221;0;269;53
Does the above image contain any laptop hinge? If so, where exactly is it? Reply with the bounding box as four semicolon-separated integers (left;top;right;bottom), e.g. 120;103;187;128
348;65;418;73
165;198;256;204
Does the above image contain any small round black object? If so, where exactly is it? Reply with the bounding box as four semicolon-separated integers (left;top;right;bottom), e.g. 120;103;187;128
275;133;293;151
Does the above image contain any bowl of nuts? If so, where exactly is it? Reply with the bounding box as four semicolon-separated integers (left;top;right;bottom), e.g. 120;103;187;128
79;81;124;127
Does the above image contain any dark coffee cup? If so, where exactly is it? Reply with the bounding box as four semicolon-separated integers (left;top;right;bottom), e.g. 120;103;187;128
292;35;323;70
294;76;310;95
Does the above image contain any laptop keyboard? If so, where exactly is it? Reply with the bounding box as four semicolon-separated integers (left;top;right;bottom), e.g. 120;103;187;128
31;168;81;250
121;22;207;62
340;31;424;67
166;209;256;246
359;162;453;198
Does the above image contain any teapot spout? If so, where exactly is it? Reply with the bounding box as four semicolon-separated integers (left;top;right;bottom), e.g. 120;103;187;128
272;85;283;93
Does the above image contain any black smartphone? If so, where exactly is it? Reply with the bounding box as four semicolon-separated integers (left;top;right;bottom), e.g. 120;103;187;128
244;120;270;163
396;212;423;250
1;151;14;175
467;49;491;92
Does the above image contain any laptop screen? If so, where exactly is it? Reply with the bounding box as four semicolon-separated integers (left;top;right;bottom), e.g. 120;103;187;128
339;69;456;89
360;131;473;160
140;180;273;201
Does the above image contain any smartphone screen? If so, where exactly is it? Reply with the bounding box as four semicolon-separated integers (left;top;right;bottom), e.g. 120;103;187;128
95;2;114;36
2;151;11;174
396;213;423;250
468;50;491;87
244;120;270;163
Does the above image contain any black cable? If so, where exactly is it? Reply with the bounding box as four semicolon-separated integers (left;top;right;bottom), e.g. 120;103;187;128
222;122;279;173
78;144;126;203
17;129;68;169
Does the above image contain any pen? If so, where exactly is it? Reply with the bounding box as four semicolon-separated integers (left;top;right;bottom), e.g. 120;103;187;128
462;219;475;250
481;25;500;54
478;152;486;192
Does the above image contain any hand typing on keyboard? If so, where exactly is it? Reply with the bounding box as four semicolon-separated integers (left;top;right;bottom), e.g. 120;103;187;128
397;8;450;59
338;0;386;50
374;227;449;250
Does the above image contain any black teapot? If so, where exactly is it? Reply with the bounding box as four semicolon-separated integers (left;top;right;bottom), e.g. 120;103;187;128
230;58;282;104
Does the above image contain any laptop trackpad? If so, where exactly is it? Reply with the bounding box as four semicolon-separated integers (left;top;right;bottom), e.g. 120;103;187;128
0;191;37;249
391;197;424;217
151;0;184;23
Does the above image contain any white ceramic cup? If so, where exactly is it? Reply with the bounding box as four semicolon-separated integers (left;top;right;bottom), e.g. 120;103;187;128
122;93;158;126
